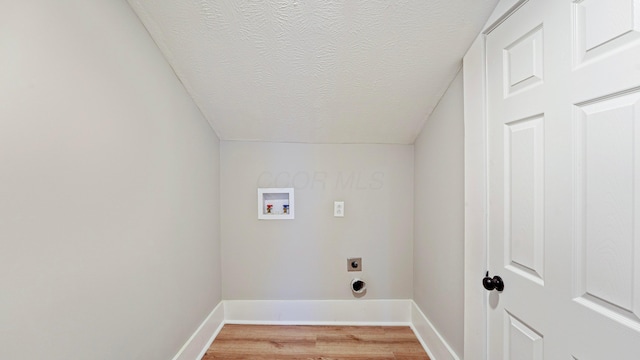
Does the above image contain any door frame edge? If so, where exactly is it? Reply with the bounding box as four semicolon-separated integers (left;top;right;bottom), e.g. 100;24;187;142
463;33;489;360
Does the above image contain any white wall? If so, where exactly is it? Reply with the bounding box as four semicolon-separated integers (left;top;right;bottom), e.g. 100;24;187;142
221;142;414;300
0;1;221;359
413;71;465;357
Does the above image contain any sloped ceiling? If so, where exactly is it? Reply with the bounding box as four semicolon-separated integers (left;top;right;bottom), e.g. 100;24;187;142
127;0;498;144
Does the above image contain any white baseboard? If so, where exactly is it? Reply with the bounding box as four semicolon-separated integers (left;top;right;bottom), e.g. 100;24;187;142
171;301;225;360
224;299;412;325
410;301;461;360
173;300;454;360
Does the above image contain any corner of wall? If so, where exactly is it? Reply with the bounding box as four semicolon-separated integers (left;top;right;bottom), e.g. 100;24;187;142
172;302;225;360
410;301;461;360
412;70;465;357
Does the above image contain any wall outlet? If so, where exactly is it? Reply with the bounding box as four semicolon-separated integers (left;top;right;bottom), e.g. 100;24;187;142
334;201;345;217
347;257;362;272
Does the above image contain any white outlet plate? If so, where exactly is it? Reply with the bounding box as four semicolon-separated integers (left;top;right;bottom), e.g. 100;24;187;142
334;201;344;217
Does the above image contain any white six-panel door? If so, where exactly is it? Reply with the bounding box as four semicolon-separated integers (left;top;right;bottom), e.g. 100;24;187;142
486;0;640;358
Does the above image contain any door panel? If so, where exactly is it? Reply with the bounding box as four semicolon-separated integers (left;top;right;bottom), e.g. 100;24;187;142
504;25;544;96
574;91;640;324
487;0;640;358
573;0;640;66
505;312;544;360
505;115;545;284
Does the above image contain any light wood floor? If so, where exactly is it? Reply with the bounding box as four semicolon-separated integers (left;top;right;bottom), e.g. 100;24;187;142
202;324;430;360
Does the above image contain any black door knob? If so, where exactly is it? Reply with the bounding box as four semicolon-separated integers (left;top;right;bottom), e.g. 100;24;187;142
482;271;504;292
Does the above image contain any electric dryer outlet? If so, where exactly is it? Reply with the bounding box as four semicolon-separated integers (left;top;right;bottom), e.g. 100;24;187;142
347;257;362;272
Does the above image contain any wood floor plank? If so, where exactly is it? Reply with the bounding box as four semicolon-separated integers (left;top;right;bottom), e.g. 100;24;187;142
202;324;430;360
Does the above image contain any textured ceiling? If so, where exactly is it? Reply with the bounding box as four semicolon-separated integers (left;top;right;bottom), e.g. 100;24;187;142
127;0;498;144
